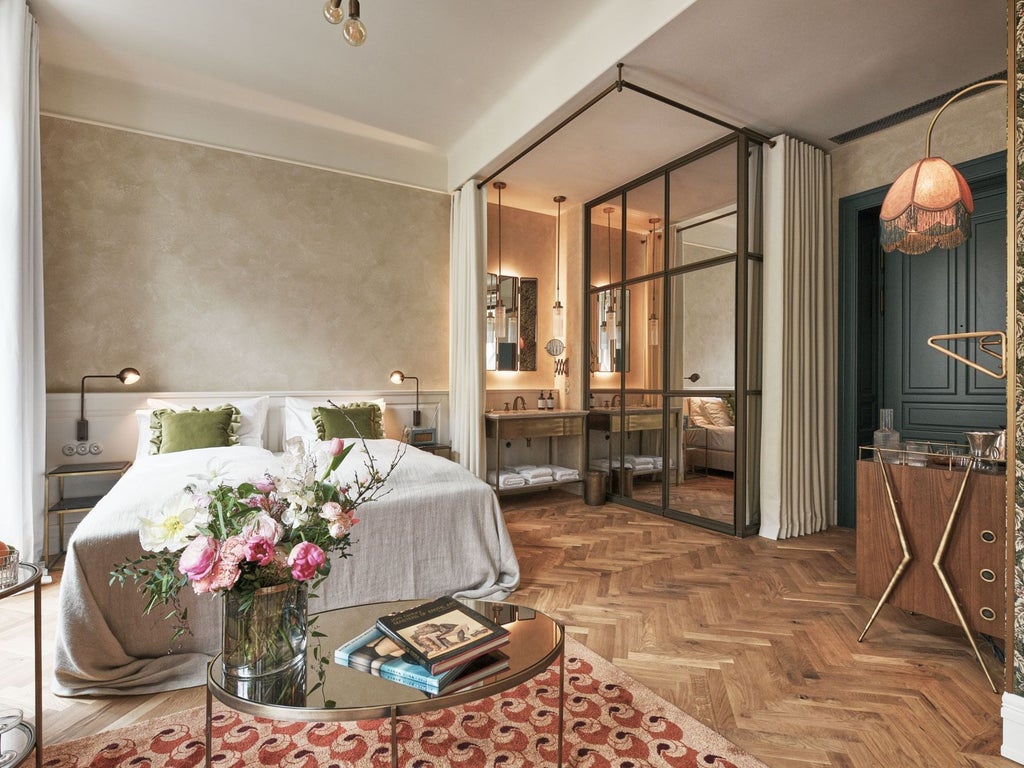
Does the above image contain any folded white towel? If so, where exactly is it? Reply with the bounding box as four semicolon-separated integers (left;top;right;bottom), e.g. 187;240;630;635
541;464;580;482
516;466;554;480
626;454;656;465
510;464;538;473
526;475;556;485
488;470;527;488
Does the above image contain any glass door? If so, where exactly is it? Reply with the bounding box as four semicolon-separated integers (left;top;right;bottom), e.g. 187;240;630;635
584;135;762;536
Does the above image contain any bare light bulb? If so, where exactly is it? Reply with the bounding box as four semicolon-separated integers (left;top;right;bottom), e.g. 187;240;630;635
343;17;366;45
342;0;366;46
323;0;343;24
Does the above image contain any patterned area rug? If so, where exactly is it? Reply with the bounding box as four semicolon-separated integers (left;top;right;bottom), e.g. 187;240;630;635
41;638;766;768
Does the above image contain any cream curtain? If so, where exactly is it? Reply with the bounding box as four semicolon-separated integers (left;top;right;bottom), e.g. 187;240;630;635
0;0;45;562
448;181;487;478
760;135;835;539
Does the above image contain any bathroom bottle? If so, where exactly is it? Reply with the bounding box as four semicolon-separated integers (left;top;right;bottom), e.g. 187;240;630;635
537;391;546;410
873;408;901;463
546;391;555;409
589;392;596;408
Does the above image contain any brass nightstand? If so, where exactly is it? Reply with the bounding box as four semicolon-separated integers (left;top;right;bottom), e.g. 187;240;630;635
44;460;130;569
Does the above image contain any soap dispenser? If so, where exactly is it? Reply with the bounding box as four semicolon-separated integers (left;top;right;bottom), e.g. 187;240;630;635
537;391;546;410
546;391;555;410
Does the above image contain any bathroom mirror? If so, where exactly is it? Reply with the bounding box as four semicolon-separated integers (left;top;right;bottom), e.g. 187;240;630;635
486;273;537;371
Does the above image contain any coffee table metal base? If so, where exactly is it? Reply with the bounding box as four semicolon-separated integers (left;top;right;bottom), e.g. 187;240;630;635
205;654;565;768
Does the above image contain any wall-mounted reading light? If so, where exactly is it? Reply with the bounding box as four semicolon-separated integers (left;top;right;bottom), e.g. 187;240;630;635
389;370;420;426
78;367;141;441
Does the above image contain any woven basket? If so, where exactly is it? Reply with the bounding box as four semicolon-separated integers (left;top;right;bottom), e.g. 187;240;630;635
0;548;20;589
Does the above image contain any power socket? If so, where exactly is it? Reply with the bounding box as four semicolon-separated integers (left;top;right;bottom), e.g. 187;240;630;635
61;444;76;457
89;443;103;455
75;443;89;455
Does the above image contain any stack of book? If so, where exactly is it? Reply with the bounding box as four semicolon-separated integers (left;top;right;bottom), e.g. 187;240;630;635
334;596;512;695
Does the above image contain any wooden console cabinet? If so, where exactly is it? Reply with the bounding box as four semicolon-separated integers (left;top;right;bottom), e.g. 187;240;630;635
855;458;1005;640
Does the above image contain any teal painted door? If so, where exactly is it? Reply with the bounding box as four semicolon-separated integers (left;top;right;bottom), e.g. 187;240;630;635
880;173;1006;442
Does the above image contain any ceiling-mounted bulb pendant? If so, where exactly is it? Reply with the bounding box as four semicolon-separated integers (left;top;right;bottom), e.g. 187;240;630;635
323;0;344;24
552;195;566;339
604;206;617;328
493;182;508;341
648;217;660;346
343;0;367;45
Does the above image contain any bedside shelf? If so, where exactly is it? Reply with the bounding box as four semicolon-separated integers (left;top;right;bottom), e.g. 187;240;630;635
44;460;130;569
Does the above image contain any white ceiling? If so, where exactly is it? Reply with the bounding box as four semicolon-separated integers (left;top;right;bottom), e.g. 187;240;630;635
30;0;1008;216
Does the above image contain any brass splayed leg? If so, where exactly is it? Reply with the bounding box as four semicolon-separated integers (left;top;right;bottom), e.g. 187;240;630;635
931;459;999;693
858;457;912;642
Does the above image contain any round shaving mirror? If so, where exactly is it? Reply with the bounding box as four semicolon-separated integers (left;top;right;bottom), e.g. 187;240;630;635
545;338;565;357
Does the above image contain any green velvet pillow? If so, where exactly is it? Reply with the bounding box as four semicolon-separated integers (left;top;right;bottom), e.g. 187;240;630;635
312;404;382;440
149;405;241;454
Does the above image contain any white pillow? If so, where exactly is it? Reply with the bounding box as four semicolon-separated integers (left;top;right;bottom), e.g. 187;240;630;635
134;409;154;462
284;396;387;443
699;397;733;427
146;396;269;448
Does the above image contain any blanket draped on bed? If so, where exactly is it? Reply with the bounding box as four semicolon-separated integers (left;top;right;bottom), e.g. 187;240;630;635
53;441;520;696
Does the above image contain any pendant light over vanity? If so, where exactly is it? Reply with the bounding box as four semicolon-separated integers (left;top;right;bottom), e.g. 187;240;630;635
604;206;617;331
648;217;660;347
493;181;508;341
552;195;566;339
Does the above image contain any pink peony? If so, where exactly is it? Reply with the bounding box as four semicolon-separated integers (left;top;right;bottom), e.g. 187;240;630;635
244;535;276;566
178;535;219;581
192;536;246;594
287;541;325;581
243;512;283;543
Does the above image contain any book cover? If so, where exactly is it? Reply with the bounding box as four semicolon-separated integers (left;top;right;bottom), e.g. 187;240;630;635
333;625;467;694
375;596;511;674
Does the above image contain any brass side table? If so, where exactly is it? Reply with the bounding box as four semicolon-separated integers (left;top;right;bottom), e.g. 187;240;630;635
1;563;42;768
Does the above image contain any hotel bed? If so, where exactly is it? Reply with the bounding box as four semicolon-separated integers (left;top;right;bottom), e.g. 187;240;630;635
684;396;735;474
52;434;520;696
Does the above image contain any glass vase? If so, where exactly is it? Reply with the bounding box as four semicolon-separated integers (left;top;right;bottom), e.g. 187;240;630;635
222;581;308;678
873;408;901;463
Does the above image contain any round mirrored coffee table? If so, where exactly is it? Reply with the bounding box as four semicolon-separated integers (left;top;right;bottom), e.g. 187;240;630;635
206;598;565;768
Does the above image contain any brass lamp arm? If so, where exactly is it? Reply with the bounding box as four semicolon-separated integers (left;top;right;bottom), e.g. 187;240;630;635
925;79;1006;157
926;330;1007;380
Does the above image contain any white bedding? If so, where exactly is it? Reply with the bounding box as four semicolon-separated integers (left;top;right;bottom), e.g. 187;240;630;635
53;440;520;696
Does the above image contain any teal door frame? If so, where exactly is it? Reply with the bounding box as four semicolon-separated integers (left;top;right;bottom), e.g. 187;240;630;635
836;151;1006;529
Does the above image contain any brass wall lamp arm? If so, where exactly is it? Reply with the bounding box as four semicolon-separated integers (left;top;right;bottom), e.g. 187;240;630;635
926;330;1007;380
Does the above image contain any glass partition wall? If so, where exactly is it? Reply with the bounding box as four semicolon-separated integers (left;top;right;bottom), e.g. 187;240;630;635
586;135;763;536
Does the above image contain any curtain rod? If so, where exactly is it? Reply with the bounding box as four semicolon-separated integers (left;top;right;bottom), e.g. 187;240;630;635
477;63;775;189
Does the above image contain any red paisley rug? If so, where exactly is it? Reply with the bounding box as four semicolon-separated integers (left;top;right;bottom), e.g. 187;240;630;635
40;638;766;768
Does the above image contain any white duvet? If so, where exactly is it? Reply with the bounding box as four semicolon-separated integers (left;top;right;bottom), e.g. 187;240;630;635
53;440;520;696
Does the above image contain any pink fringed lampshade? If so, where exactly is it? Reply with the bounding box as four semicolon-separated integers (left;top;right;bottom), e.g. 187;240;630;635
879;156;974;255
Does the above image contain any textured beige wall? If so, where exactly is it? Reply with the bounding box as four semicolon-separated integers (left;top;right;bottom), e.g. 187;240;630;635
831;87;1006;203
41;117;451;394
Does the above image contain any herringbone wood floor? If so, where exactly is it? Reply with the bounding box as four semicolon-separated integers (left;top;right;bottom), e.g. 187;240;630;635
1;490;1015;766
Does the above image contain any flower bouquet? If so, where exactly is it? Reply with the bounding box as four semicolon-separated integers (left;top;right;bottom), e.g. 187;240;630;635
111;436;402;678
